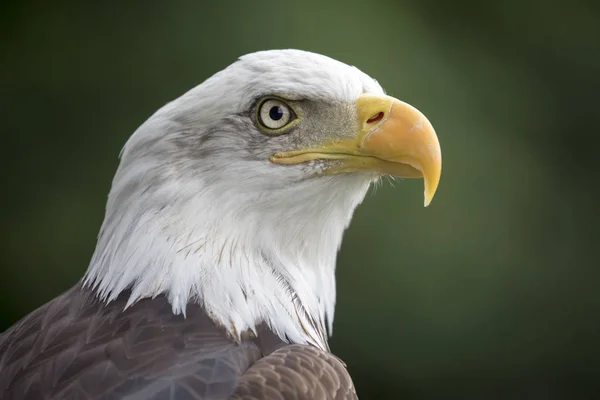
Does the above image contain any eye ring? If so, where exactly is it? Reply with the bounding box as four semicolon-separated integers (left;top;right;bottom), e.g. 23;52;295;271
256;97;298;133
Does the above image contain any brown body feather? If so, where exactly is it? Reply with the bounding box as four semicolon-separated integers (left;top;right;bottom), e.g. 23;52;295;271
0;284;357;400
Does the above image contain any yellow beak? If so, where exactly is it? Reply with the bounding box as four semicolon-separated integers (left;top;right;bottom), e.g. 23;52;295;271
271;94;442;206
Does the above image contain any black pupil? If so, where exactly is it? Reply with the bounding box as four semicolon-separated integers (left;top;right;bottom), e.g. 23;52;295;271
269;105;284;121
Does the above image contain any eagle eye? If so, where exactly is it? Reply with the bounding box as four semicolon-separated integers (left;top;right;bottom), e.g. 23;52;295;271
256;98;298;133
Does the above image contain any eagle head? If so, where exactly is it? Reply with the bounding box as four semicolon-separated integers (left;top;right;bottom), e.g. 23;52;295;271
84;49;442;349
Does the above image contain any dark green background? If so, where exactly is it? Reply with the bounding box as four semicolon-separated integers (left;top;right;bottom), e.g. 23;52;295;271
1;1;599;398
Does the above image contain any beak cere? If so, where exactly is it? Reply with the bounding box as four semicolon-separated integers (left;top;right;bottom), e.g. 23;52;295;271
271;94;442;206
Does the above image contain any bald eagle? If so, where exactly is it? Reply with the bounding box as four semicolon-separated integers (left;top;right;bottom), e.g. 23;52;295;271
0;50;441;399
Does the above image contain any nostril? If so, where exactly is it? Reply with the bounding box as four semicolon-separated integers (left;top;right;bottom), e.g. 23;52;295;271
366;112;384;124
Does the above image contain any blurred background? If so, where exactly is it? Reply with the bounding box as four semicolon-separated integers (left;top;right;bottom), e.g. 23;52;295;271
1;1;599;398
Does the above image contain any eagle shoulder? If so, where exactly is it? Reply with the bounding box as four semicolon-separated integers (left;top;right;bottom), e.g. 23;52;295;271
0;284;260;399
232;344;357;400
0;285;356;400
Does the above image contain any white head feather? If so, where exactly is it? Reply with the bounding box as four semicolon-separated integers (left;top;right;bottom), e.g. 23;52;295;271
84;49;384;350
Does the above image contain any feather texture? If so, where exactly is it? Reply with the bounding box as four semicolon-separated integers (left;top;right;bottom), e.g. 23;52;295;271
0;284;356;400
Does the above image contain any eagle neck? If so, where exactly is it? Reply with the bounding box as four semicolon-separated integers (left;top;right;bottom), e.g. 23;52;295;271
84;167;372;350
